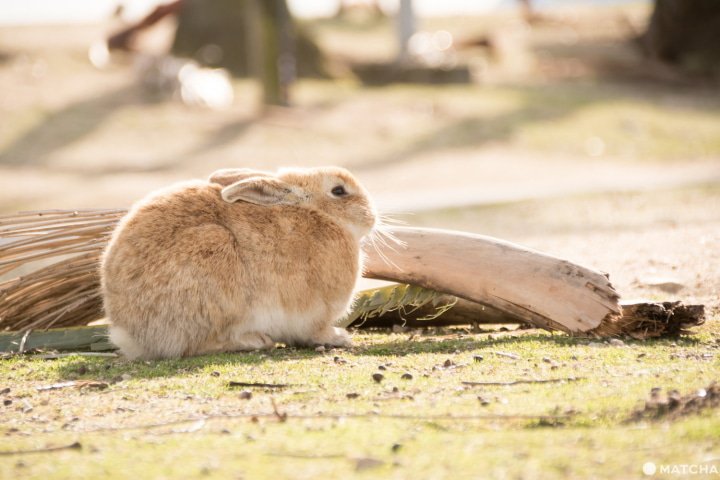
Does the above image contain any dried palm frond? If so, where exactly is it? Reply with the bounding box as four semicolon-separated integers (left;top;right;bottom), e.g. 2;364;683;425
0;209;125;331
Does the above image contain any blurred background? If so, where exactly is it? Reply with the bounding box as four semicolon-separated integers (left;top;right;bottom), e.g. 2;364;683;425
1;0;719;305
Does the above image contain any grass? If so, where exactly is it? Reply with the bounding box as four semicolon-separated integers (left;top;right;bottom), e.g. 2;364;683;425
1;324;718;479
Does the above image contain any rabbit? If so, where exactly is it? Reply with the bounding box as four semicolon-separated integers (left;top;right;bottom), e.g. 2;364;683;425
100;166;377;360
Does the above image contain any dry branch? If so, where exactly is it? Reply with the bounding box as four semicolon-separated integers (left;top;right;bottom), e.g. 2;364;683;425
461;377;583;386
0;442;82;456
73;412;574;435
228;381;292;389
364;227;622;334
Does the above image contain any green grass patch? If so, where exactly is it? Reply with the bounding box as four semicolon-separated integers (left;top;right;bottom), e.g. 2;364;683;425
0;321;718;479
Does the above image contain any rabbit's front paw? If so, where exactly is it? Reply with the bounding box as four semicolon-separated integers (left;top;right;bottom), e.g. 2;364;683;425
232;332;275;351
310;327;352;348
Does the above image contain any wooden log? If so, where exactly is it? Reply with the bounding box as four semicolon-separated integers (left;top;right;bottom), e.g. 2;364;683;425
363;227;622;334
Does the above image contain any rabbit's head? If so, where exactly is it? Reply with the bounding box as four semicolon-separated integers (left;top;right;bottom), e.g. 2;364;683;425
211;166;376;240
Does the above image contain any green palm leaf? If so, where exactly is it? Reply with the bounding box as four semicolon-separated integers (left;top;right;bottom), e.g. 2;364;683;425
340;283;457;328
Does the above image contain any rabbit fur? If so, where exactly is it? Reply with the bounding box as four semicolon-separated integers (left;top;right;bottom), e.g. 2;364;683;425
101;166;377;360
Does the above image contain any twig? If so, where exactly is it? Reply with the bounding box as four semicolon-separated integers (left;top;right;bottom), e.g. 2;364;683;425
228;381;292;389
171;419;205;434
18;329;32;354
35;381;77;391
0;441;82;456
270;398;288;422
265;452;345;460
63;411;574;434
490;351;521;360
36;380;109;391
462;377;583;386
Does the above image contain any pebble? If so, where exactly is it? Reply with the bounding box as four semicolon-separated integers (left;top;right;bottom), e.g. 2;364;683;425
238;391;252;400
372;373;384;383
315;345;326;353
401;373;413;380
609;338;625;347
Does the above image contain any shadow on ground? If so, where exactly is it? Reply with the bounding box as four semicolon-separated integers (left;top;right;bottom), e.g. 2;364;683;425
0;85;162;168
51;329;700;381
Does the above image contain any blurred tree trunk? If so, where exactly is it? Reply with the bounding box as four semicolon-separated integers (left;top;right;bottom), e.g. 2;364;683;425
255;0;293;106
644;0;720;74
171;0;326;79
396;0;415;63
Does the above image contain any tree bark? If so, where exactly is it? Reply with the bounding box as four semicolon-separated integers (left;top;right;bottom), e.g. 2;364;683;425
254;0;294;106
643;0;720;74
171;0;326;79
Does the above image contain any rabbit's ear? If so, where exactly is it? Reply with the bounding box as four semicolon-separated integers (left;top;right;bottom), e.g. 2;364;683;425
221;177;303;205
209;168;273;187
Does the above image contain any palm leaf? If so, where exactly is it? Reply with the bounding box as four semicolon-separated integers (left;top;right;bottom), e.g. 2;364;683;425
340;283;457;328
0;325;112;354
0;209;124;331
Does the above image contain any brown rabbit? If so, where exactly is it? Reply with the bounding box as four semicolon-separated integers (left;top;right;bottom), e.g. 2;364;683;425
100;166;377;360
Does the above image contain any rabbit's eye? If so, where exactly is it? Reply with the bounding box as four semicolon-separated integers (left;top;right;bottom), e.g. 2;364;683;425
331;185;347;197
